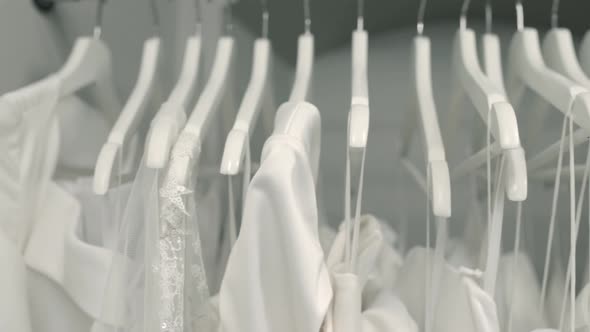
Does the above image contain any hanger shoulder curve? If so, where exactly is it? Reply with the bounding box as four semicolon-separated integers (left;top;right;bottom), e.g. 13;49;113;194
289;33;314;102
452;28;527;202
482;33;507;95
93;36;162;194
57;37;123;120
168;35;202;109
454;29;520;149
173;36;235;186
184;36;234;137
220;38;271;175
57;37;110;96
543;28;590;89
413;36;451;218
506;28;589;126
145;33;202;169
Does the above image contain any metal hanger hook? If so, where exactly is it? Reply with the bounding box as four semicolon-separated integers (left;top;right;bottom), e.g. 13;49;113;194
194;0;202;27
93;0;107;39
225;0;236;35
515;0;524;31
303;0;311;33
417;0;428;35
460;0;472;31
485;0;492;33
357;0;364;30
261;0;269;38
149;0;160;34
551;0;560;28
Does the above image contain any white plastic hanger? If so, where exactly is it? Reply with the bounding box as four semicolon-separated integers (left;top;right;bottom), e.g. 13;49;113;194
344;0;370;274
173;3;236;187
522;0;590;317
145;0;203;169
524;0;590;174
220;0;273;176
288;0;314;102
449;0;527;202
93;0;162;194
401;0;451;219
21;0;121;121
481;3;506;96
219;0;273;243
506;1;590;134
402;5;451;332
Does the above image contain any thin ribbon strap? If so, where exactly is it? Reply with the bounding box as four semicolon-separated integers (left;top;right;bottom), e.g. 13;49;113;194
425;165;432;332
540;96;579;310
344;144;367;272
506;201;523;332
557;118;588;332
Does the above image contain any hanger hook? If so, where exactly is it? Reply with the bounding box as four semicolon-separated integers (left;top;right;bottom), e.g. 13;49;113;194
303;0;311;33
551;0;560;28
93;0;107;39
417;0;427;35
194;0;202;28
357;0;364;30
460;0;472;30
149;0;160;34
225;0;235;35
515;0;524;31
485;0;492;33
261;0;269;38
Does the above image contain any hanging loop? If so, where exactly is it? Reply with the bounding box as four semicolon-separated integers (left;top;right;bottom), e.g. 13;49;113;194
149;0;160;35
225;0;236;35
93;0;107;39
194;0;202;27
460;0;472;30
417;0;428;35
261;0;269;38
485;0;492;33
357;0;364;29
303;0;311;33
516;0;524;30
551;0;560;28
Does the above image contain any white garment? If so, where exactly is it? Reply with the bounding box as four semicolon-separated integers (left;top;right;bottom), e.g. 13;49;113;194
0;229;31;332
495;253;547;332
395;247;501;332
25;179;132;332
0;77;62;332
0;77;61;250
218;101;332;332
446;230;547;332
563;282;590;332
322;215;416;332
0;76;138;332
145;129;227;332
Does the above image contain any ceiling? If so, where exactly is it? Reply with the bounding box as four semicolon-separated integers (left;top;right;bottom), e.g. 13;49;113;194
233;0;590;64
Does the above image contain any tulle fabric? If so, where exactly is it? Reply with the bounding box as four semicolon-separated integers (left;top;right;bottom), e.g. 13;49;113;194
94;155;214;332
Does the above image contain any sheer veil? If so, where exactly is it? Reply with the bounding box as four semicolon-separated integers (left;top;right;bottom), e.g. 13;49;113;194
95;150;213;331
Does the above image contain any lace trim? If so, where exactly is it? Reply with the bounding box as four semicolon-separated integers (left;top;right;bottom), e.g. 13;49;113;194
171;132;200;160
154;131;210;332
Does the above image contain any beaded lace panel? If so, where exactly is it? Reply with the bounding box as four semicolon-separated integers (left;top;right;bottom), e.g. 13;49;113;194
154;132;211;332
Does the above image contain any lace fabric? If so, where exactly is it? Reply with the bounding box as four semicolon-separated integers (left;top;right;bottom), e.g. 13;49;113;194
96;131;215;332
153;132;212;332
